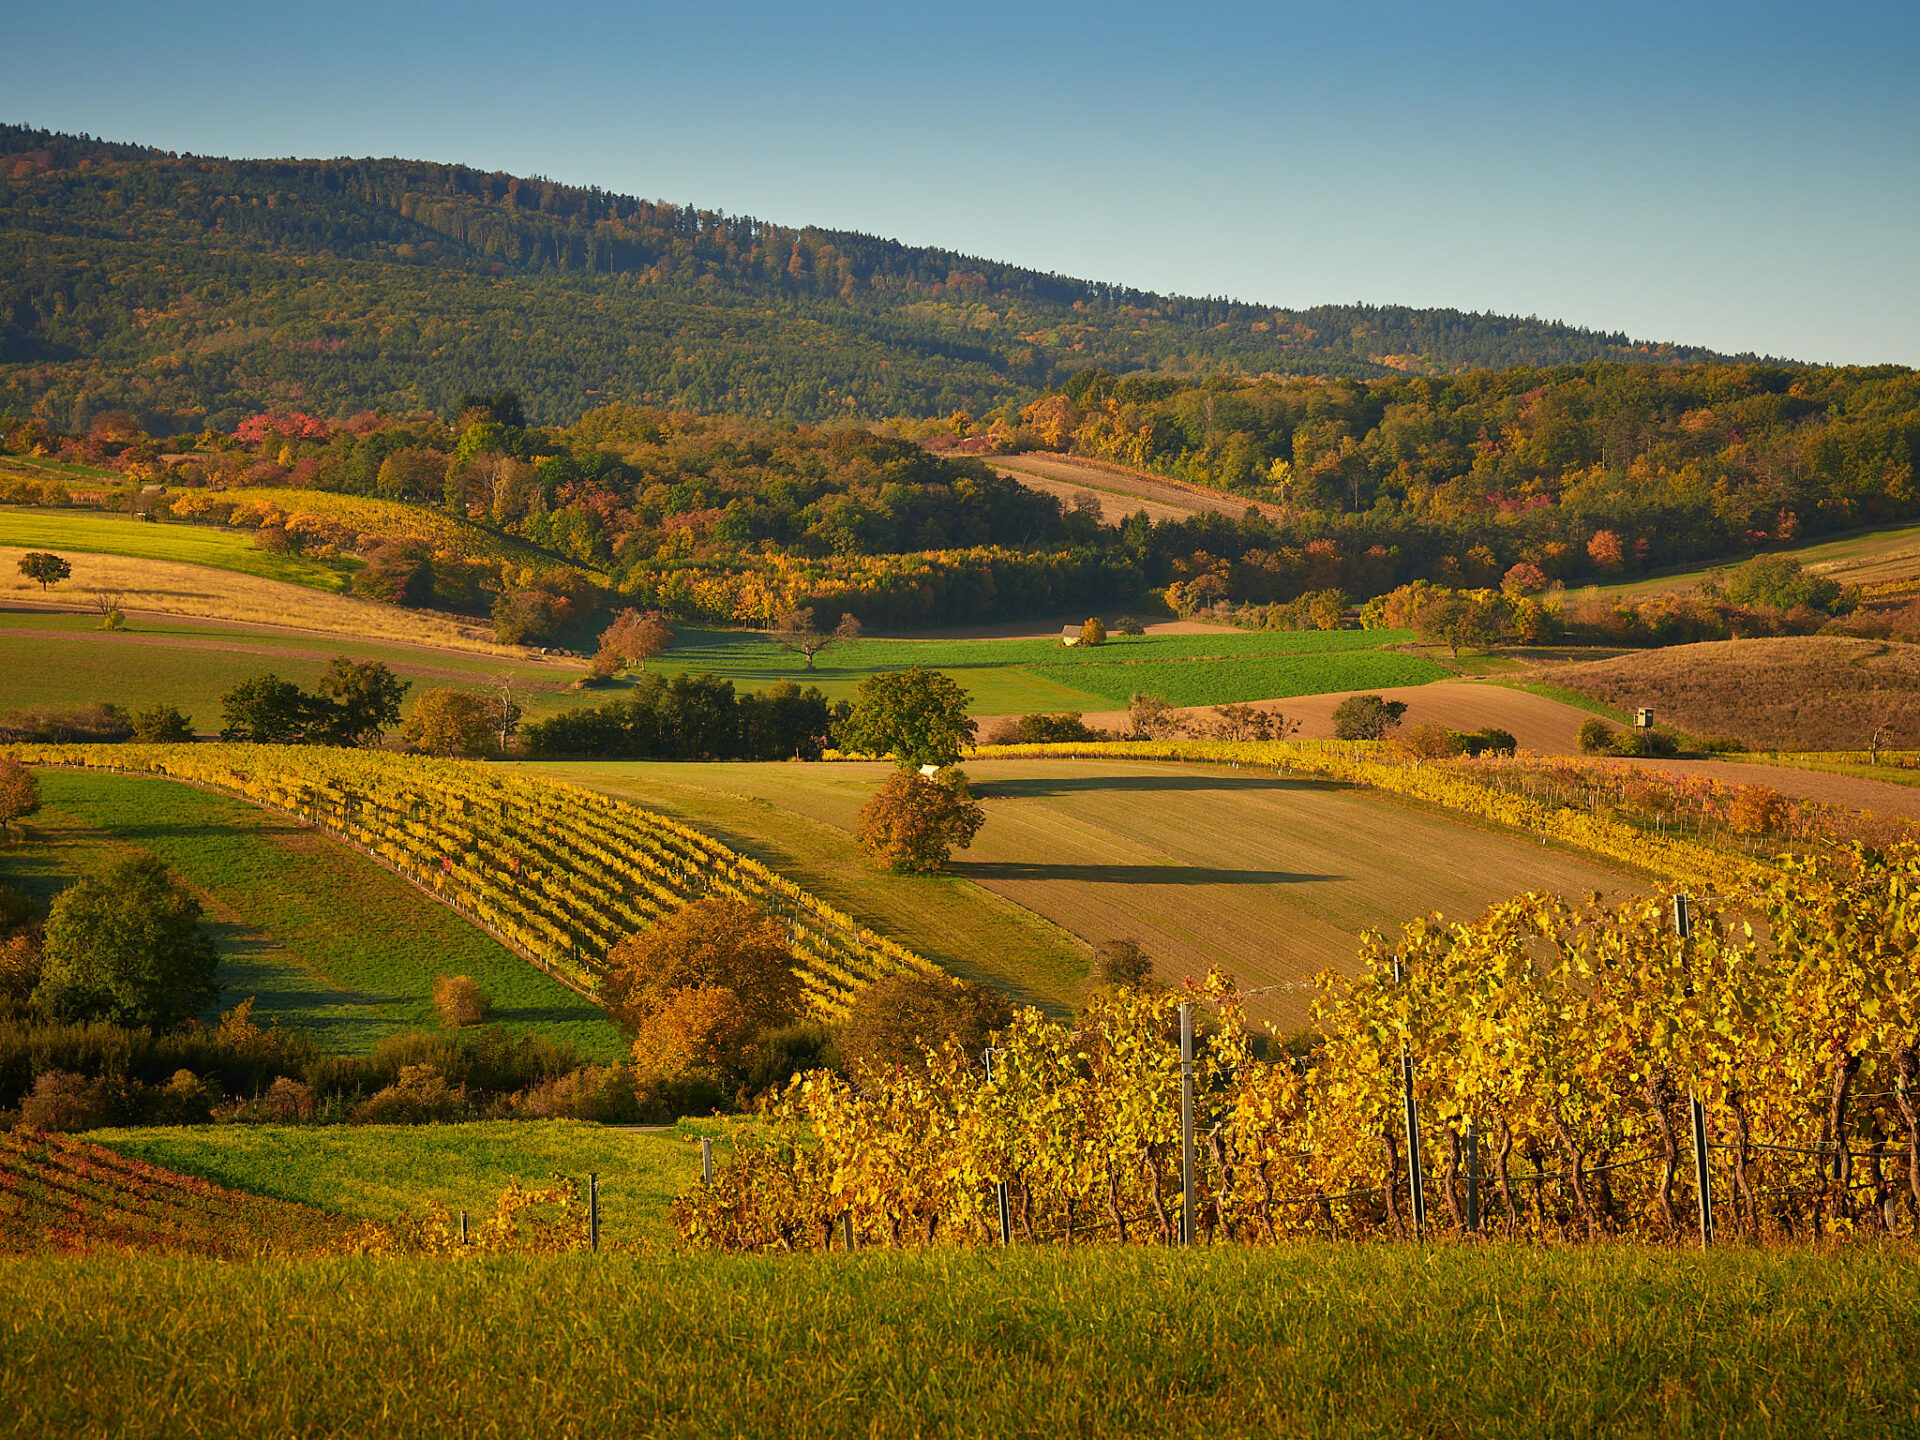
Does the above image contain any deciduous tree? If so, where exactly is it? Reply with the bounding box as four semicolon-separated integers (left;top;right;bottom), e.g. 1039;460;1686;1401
402;688;496;757
855;768;986;874
17;552;69;591
33;854;219;1029
837;666;975;767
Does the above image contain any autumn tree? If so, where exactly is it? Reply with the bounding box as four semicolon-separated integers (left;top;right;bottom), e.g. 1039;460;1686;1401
315;658;409;746
1331;694;1408;740
1088;938;1155;991
773;606;861;671
597;608;674;671
1079;616;1107;646
855;768;986;874
17;552;70;591
837;666;975;767
219;675;318;743
1127;692;1182;739
402;688;495;756
0;758;40;839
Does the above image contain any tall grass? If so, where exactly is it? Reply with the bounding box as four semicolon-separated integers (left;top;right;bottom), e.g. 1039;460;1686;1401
2;1245;1915;1438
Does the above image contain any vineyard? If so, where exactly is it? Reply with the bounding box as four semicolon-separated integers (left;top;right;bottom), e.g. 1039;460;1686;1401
8;745;935;1017
1;1128;348;1256
679;848;1920;1251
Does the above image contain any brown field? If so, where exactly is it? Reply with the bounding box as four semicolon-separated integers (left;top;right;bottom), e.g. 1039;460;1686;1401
1546;637;1920;750
1050;678;1601;756
0;545;546;660
992;454;1282;524
534;757;1630;1027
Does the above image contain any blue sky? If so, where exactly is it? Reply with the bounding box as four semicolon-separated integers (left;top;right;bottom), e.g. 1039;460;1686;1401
9;1;1916;364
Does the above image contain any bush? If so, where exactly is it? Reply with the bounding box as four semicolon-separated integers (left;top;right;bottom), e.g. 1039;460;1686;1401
1078;617;1107;646
130;704;194;743
1400;723;1462;760
18;1070;133;1130
1331;694;1408;741
432;974;492;1028
838;973;1012;1079
1088;939;1154;991
737;1020;841;1100
0;702;134;744
1728;785;1791;836
354;1064;466;1124
252;1075;318;1123
34;854;219;1029
1114;615;1145;636
1577;717;1618;754
153;1068;218;1124
855;768;986;874
512;1063;642;1122
1126;693;1181;739
0;760;39;839
1458;727;1518;757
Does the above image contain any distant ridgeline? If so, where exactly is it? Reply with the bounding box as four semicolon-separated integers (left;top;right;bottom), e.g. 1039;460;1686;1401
0;123;1743;432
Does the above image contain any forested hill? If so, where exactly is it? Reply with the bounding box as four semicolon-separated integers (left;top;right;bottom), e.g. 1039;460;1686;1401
2;123;1751;433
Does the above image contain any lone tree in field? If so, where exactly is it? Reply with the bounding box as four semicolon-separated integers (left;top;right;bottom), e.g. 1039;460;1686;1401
597;608;674;672
1331;694;1408;741
17;552;70;592
772;606;861;671
0;758;41;840
34;854;219;1029
837;666;975;768
856;768;986;874
1087;938;1155;992
1127;692;1182;739
315;658;409;746
402;687;495;757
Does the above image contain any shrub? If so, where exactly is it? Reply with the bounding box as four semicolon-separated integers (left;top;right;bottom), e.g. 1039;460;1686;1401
1088;939;1154;990
629;985;757;1085
838;973;1012;1078
0;703;134;744
1331;694;1408;741
18;1070;131;1130
34;854;219;1029
1114;615;1145;636
431;974;492;1028
1577;717;1618;754
1458;727;1518;757
512;1063;642;1122
1728;785;1791;836
130;704;194;743
154;1069;218;1124
0;758;40;838
1126;693;1181;739
1400;723;1462;760
1078;616;1107;646
253;1075;318;1123
737;1020;840;1099
354;1064;466;1124
855;768;986;874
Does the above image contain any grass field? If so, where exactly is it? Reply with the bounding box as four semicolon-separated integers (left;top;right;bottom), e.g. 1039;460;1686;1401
0;507;356;589
2;1244;1913;1438
4;770;625;1057
533;757;1628;1026
658;626;1446;715
86;1120;705;1249
0;609;581;729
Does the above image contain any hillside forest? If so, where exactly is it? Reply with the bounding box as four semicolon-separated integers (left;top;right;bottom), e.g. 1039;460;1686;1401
0;124;1747;433
6;353;1919;640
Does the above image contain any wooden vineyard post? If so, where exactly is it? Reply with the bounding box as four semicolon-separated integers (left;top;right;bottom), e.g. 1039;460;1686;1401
459;1209;467;1246
1180;1001;1196;1247
1393;954;1427;1240
985;1046;1012;1247
842;1212;855;1252
1465;1118;1480;1235
701;1137;713;1186
588;1172;599;1253
1673;894;1713;1249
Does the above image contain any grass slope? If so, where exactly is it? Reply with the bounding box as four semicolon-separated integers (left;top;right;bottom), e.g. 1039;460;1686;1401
0;507;352;589
532;758;1627;1026
3;1246;1914;1439
657;626;1443;714
1589;518;1920;601
0;609;579;729
86;1121;703;1250
1546;637;1920;751
5;770;625;1058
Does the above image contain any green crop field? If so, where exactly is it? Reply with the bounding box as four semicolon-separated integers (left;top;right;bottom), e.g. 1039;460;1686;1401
0;610;581;729
532;757;1627;1026
655;625;1443;714
0;507;354;590
4;769;625;1057
87;1120;706;1248
3;1245;1913;1439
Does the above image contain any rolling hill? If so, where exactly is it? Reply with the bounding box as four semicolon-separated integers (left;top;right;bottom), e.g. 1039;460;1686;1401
0;123;1746;433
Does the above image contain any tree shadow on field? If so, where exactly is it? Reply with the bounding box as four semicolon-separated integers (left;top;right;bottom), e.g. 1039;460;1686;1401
951;861;1338;886
970;774;1329;800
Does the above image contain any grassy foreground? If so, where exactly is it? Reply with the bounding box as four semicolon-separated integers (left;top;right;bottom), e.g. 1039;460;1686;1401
2;1245;1914;1438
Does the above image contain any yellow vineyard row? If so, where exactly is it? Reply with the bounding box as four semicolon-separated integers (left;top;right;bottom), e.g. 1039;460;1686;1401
14;744;936;1016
